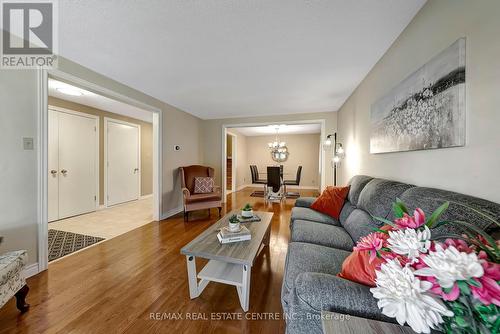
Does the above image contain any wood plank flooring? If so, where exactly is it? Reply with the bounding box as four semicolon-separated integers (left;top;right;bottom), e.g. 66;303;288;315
0;188;318;334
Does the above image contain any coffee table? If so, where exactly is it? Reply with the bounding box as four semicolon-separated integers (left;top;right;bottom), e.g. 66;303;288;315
180;210;273;311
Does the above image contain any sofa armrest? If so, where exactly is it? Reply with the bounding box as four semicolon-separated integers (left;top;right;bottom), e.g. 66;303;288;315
290;272;391;322
294;197;317;208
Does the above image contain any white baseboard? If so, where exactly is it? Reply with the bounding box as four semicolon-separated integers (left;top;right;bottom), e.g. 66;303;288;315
23;262;40;278
140;194;153;200
160;205;184;220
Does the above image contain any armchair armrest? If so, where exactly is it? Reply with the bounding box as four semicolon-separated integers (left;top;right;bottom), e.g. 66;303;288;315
182;187;191;199
294;197;317;208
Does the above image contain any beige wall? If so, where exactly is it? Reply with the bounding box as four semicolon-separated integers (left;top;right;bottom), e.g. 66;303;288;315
245;134;320;187
202;112;337;191
48;96;153;203
0;56;202;267
227;129;247;189
337;0;500;203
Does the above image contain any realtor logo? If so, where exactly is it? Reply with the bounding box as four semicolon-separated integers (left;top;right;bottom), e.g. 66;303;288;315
1;0;58;68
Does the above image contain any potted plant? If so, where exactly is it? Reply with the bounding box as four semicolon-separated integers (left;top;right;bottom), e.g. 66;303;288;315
228;215;241;232
241;203;253;218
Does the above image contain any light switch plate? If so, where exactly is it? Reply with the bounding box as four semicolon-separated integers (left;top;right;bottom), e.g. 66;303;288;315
23;137;34;150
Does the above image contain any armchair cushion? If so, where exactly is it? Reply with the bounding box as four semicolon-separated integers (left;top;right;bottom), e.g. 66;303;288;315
193;177;214;194
185;193;222;204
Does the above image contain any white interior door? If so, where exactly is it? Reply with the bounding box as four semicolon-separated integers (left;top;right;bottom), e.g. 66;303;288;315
106;120;140;206
48;110;59;222
58;111;98;219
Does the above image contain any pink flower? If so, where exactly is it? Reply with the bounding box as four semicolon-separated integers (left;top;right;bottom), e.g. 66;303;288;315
471;261;500;306
413;259;461;301
394;208;426;229
354;232;386;263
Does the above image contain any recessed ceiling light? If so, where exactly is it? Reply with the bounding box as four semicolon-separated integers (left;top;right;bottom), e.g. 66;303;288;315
56;87;84;96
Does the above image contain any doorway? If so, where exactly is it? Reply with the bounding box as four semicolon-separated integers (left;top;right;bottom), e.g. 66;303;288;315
104;118;141;207
37;70;163;270
48;108;99;221
226;132;236;194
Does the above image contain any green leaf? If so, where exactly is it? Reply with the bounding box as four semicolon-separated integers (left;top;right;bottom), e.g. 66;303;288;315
425;201;450;228
457;281;471;295
468;278;482;288
371;227;389;234
392;202;405;218
372;215;397;227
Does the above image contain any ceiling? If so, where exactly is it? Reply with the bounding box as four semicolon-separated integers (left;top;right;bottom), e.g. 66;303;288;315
48;79;153;123
233;124;321;136
58;0;426;119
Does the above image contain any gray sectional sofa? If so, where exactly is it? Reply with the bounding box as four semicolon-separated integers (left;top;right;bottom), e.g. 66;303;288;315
282;175;500;334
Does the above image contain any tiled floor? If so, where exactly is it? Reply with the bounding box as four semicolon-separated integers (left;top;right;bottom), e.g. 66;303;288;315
48;198;154;239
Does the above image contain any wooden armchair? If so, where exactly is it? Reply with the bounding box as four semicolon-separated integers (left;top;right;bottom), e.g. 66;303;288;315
179;165;222;221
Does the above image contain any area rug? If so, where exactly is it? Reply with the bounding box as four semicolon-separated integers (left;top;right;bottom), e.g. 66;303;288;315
48;229;105;262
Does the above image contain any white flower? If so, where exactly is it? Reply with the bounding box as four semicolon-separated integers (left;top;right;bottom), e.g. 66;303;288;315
388;226;431;261
414;244;484;288
371;259;453;334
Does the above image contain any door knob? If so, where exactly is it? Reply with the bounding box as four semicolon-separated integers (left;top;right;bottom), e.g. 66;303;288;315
133;168;139;173
50;170;57;175
61;169;68;175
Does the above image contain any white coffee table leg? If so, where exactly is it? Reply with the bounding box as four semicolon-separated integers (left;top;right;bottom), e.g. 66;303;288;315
237;264;251;312
186;255;199;299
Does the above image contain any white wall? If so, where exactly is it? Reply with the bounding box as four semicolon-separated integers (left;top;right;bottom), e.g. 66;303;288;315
0;70;39;266
227;129;248;190
337;0;500;203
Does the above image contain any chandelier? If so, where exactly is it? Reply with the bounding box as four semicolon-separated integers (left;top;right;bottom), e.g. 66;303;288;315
268;125;289;162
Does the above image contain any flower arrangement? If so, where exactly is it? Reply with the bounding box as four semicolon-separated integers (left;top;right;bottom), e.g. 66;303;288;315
355;199;499;334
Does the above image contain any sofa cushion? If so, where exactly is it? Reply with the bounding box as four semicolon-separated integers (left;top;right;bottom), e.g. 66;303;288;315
357;179;415;218
399;187;500;236
339;201;356;225
291;220;354;251
341;208;380;243
294;197;316;208
283;242;351;294
290;207;339;226
347;175;373;206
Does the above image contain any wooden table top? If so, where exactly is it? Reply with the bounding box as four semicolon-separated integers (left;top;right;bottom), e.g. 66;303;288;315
180;210;273;266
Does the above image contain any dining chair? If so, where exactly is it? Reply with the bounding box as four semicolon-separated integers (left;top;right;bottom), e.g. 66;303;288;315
250;165;267;193
266;166;283;202
284;166;302;196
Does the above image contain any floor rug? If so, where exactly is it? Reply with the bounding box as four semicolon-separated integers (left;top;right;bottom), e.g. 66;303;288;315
48;229;105;262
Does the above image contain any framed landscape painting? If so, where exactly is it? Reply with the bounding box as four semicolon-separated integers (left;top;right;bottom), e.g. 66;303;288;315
370;38;466;154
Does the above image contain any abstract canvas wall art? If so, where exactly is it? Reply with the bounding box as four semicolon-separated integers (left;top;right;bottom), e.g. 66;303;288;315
370;38;466;154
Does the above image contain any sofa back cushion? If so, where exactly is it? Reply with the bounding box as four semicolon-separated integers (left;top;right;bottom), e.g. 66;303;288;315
398;187;500;236
347;175;373;206
357;179;415;219
341;208;379;243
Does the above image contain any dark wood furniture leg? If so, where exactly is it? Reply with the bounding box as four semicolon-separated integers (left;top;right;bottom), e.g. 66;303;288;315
15;284;29;313
218;207;222;217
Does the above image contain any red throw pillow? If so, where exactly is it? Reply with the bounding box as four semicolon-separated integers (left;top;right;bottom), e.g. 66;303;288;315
338;225;393;287
310;186;350;220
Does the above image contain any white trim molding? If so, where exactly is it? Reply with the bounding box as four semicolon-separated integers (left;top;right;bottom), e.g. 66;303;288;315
23;262;40;279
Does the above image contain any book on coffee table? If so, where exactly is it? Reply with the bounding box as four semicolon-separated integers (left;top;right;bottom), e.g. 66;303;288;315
217;226;251;244
236;214;261;223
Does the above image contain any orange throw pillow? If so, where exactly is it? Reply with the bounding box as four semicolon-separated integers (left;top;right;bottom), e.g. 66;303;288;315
338;225;393;287
310;186;350;220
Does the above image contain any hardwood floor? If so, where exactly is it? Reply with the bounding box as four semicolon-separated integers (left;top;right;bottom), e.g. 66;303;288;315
0;187;318;334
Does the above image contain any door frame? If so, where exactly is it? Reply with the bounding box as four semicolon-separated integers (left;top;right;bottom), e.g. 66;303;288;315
221;119;326;201
225;131;237;194
103;117;141;207
37;68;163;273
48;106;100;218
